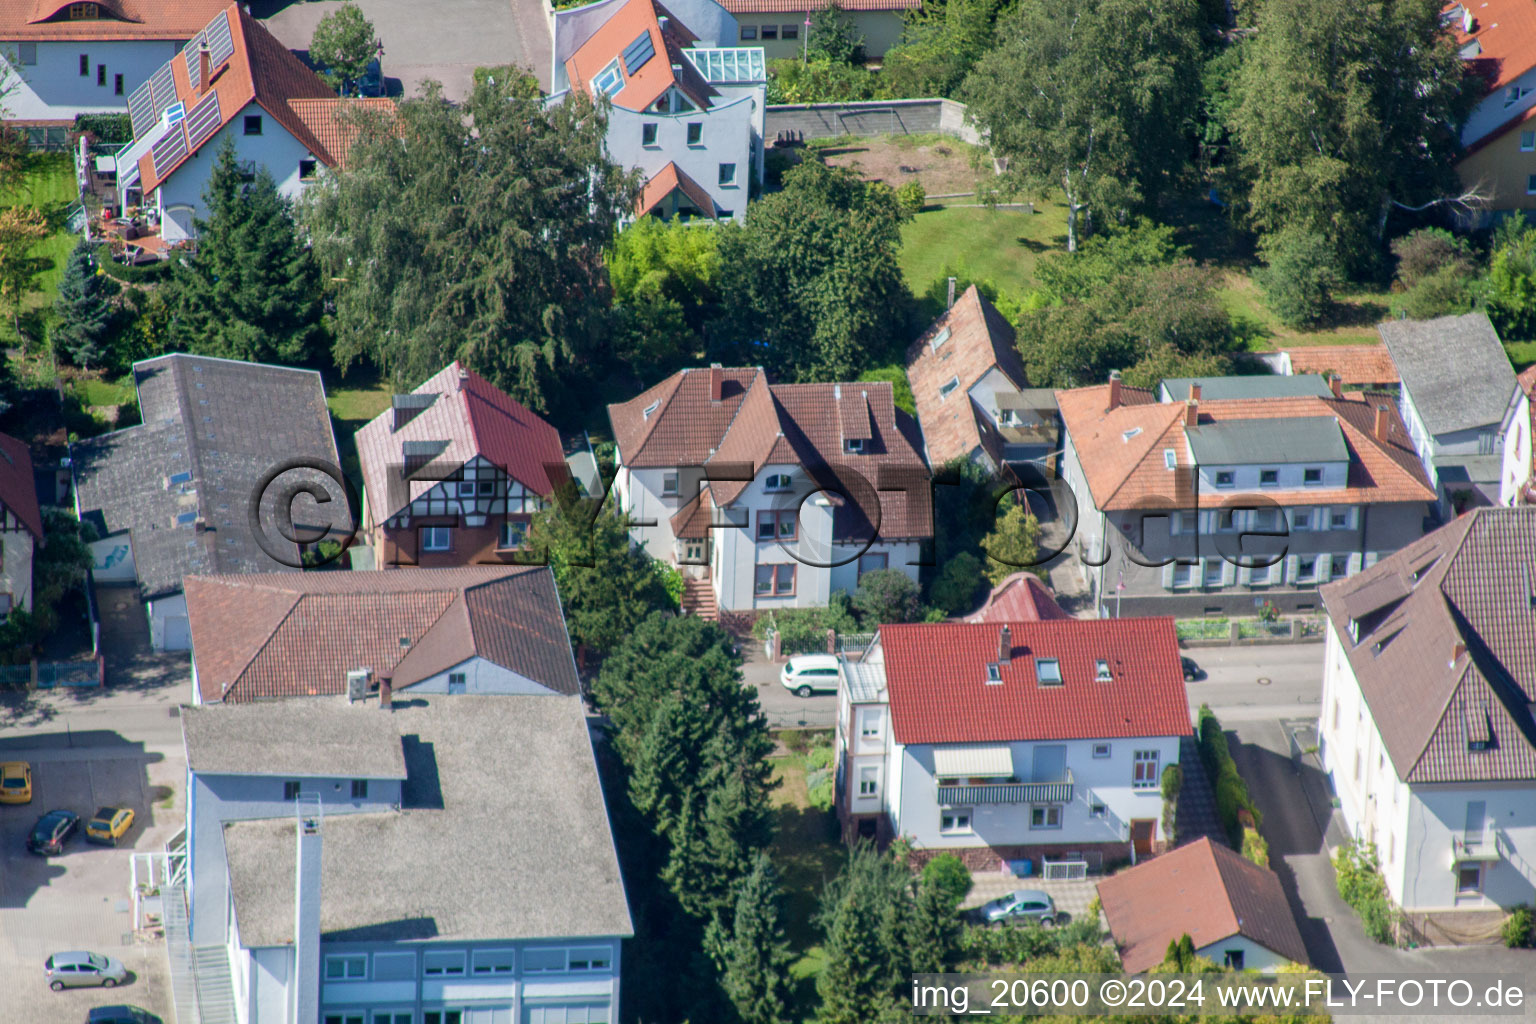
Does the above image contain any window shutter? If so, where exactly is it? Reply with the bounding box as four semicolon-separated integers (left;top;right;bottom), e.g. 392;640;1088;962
1222;558;1237;587
1317;555;1332;583
1161;561;1175;589
1348;552;1363;576
1236;563;1250;585
1365;551;1379;568
1285;554;1298;584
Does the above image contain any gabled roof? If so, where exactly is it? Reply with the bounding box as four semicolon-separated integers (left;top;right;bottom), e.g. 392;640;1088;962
354;362;566;527
1056;383;1436;512
880;619;1189;746
0;0;229;40
130;4;390;192
637;161;718;218
0;433;41;539
1321;507;1536;784
905;285;1029;467
1282;345;1399;387
565;0;713;112
1097;837;1309;974
1452;0;1536;95
1378;313;1518;436
967;572;1070;624
185;566;581;703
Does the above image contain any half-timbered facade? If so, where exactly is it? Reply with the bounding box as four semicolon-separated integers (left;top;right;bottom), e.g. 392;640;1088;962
0;432;42;613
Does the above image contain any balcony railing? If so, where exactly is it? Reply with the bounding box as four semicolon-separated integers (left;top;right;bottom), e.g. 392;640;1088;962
1451;833;1500;864
938;770;1073;805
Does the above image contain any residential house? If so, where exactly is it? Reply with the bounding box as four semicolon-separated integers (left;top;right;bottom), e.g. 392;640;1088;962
353;363;566;569
71;354;346;651
1450;0;1536;219
608;366;932;623
179;695;631;1024
0;432;41;613
966;572;1069;624
1499;366;1536;506
0;0;229;128
905;284;1055;473
184;566;582;704
833;619;1189;869
1318;507;1536;941
551;0;765;222
113;3;393;243
1055;372;1437;617
1096;837;1309;973
1378;313;1518;509
1269;345;1400;391
716;0;918;57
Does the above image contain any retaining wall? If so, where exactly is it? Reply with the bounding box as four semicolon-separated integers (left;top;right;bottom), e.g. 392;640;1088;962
765;98;981;146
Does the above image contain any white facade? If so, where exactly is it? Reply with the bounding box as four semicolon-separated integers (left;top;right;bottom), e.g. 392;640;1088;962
1498;387;1531;505
1193;934;1295;974
1;39;178;121
1461;65;1536;148
149;591;190;651
1397;381;1502;493
1319;621;1536;915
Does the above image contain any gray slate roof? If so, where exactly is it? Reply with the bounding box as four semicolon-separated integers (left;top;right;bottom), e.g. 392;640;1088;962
182;701;408;779
1159;375;1332;402
220;695;633;945
1185;416;1348;466
1378;313;1518;436
71;354;344;599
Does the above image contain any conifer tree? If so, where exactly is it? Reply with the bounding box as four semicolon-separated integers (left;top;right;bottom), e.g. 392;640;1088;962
52;238;112;368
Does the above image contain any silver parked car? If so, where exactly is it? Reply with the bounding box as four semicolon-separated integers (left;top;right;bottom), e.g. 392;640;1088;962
45;951;128;991
973;889;1069;926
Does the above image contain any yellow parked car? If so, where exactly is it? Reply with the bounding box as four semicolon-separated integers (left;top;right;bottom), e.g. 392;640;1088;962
0;761;31;804
85;807;134;846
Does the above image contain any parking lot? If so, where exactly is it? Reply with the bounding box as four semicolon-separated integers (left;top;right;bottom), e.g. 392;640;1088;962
0;719;185;1024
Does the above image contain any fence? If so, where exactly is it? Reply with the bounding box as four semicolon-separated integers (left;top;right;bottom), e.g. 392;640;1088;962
765;98;981;146
1177;616;1325;647
0;657;104;689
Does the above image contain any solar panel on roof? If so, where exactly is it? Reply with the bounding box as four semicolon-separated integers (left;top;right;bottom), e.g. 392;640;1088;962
622;30;655;75
184;91;222;149
149;63;177;117
206;11;234;67
183;32;206;90
150;122;188;179
127;81;156;138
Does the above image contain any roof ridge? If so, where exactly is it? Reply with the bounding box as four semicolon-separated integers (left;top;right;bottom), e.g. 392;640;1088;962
220;587;305;701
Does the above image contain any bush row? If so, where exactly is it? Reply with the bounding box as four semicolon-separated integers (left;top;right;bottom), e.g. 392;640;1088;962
1334;839;1398;945
1195;704;1263;847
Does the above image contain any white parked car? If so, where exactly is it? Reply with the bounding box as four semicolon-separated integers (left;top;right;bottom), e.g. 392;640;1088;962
780;654;841;697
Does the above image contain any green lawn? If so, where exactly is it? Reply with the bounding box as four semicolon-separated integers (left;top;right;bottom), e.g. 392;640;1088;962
1218;272;1393;351
324;368;393;492
2;154;80;346
899;202;1068;315
1507;341;1536;371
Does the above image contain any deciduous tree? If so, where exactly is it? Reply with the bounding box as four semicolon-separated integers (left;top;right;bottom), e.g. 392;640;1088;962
980;501;1042;584
309;5;379;94
0;205;48;338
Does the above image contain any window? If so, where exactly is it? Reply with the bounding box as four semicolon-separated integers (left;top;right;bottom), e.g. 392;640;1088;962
447;672;466;694
1330;508;1350;529
1292;507;1312;531
642;398;661;420
79;53;89;75
69;2;98;15
754;563;796;596
740;25;757;39
641;122;658;146
1132;750;1159;789
243;114;262;135
283;781;301;801
1216;509;1235;532
1296;556;1318;583
372;1015;411;1024
471;949;515;975
1204;559;1223;586
523;1005;609;1024
661;471;679;496
1034;657;1062;686
764;473;792;492
1095;659;1112;681
524;948;567;973
1524;131;1536;152
499;520;529;549
422;951;466;976
1214;471;1234;488
782;22;799;38
350;779;368;799
858;766;879;797
718;162;737;186
1030;804;1062;829
114;73;123;95
1223;949;1246;970
859;712;880;738
1092;742;1111;758
299;159;319;181
570;948;612;971
1175;511;1197;534
421;526;451;552
857;552;887;578
1526;173;1536;196
96;63;106;86
457;480;476;498
761;24;778;38
1303;467;1323;484
1090;801;1107;817
593;60;623;96
1259;469;1278;487
985;663;1002;683
324;954;367;980
1172;562;1194;588
1249;562;1271;585
756;509;798;542
939;808;973;834
844;437;865;453
686;122;702;145
323;1015;364;1024
1164;448;1177;470
939;375;960;399
422;1013;464;1024
1457;865;1483;897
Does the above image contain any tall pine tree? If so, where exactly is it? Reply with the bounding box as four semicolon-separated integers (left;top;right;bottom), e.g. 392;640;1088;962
52;238;112;368
816;843;918;1024
164;137;323;365
710;851;793;1024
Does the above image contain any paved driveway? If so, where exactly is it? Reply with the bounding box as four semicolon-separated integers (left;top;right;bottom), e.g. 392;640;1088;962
255;0;553;101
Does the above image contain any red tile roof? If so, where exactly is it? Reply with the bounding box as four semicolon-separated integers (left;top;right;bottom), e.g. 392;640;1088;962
287;97;396;171
565;0;711;113
1453;0;1536;93
719;0;918;11
1282;345;1399;387
1097;837;1309;974
637;162;717;218
354;362;566;528
186;566;580;703
1056;384;1436;512
880;619;1189;746
967;572;1069;624
0;0;229;40
0;433;41;539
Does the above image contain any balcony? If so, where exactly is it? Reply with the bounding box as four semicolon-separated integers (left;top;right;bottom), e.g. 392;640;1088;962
1451;833;1500;864
938;770;1074;805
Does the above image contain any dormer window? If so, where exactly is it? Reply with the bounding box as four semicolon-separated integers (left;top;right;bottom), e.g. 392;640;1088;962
1095;659;1111;681
1303;467;1322;485
593;60;623;97
1034;657;1062;686
68;2;99;17
661;472;679;496
930;326;951;351
1259;469;1279;487
845;438;865;454
764;473;792;492
939;376;960;399
985;663;1002;684
1214;471;1234;488
642;398;661;420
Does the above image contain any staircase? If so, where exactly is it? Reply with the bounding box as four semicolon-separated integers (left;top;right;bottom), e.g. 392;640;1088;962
162;877;239;1024
681;577;719;621
191;944;239;1024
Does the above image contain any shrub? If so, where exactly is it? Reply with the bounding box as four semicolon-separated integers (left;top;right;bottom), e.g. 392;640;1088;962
804;734;835;809
1160;763;1182;845
1394;263;1475;320
1197;704;1262;845
851;567;920;627
896;181;927;217
1240;826;1269;867
654;560;684;610
1503;905;1535;949
1334;840;1397;945
929;551;986;616
1390;227;1474;289
73;113;133;144
1255;227;1341;328
752;592;859;653
921;853;973;909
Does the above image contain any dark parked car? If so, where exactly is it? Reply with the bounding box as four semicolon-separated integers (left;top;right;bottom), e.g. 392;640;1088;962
28;809;80;855
1181;657;1203;682
87;1007;161;1024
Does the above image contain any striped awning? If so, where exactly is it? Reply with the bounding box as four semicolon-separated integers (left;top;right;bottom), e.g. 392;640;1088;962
933;744;1015;778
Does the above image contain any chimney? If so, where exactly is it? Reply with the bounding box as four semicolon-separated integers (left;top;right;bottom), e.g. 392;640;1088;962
1374;404;1391;444
946;276;957;309
1184;398;1198;428
378;675;392;710
998;625;1012;664
709;363;723;403
457;365;469;391
292;796;322;1024
197;40;211;97
1329;373;1343;399
1451;641;1467;666
1106;370;1123;412
1189;382;1202;404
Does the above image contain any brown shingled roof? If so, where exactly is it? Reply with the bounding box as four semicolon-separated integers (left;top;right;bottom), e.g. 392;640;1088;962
186;567;580;703
1097;837;1309;974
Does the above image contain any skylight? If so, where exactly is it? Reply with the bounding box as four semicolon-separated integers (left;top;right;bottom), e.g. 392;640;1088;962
593;60;623;97
939;376;960;399
1122;427;1143;443
930;326;951;351
985;663;1002;684
1035;657;1062;686
1095;659;1111;681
